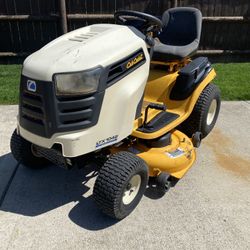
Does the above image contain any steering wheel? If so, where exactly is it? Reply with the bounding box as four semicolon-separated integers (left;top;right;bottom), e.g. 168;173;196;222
114;10;163;34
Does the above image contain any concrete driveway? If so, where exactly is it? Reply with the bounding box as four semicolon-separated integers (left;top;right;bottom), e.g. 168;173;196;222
0;102;249;250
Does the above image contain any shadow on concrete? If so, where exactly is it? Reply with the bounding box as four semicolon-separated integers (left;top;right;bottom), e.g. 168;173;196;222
68;197;117;230
0;153;168;230
0;155;117;230
0;153;19;205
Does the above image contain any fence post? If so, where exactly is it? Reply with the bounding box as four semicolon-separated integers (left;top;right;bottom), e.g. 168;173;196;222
172;0;178;8
59;0;68;34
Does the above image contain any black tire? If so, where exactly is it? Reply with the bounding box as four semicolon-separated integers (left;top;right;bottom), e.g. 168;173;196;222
10;129;49;169
156;173;171;195
179;83;221;138
93;151;148;220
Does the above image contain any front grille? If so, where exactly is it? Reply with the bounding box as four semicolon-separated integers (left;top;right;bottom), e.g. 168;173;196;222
57;95;95;125
19;75;104;138
22;92;44;123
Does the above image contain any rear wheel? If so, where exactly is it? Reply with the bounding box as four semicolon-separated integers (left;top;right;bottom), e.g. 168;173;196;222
93;151;148;220
179;83;221;138
10;129;49;169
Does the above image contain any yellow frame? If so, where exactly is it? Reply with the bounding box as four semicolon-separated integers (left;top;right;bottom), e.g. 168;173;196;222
132;62;216;139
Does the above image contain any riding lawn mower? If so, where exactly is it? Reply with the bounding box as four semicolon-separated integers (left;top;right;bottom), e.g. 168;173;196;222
10;7;221;219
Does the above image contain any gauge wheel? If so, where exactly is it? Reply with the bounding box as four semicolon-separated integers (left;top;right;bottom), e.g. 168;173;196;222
180;83;221;138
93;151;148;220
10;129;49;169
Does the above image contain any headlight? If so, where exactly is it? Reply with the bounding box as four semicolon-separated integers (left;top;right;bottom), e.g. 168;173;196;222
54;67;102;96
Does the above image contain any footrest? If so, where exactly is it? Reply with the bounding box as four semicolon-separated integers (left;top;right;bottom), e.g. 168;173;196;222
137;111;179;133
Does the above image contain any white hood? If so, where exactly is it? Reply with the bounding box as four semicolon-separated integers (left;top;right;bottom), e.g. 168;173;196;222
22;24;146;81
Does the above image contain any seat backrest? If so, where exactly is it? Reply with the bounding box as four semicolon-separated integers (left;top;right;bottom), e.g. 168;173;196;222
158;7;202;46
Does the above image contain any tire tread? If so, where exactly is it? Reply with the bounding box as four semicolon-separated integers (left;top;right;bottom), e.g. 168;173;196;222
179;83;220;138
93;151;148;219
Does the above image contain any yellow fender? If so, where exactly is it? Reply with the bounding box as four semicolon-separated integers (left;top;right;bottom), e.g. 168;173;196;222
132;68;216;139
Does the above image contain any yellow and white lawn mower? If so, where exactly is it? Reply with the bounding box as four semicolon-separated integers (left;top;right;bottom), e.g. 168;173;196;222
11;7;221;219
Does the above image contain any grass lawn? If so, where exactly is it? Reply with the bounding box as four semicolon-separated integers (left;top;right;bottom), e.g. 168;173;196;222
0;63;249;104
213;63;250;100
0;64;21;104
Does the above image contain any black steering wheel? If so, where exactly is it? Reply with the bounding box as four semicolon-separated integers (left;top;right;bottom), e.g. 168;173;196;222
114;10;163;34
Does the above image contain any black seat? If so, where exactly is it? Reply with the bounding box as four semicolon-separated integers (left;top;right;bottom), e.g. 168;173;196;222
153;7;202;62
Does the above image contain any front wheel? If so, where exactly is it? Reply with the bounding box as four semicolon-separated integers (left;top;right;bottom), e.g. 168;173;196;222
93;151;148;220
179;83;221;138
10;129;49;169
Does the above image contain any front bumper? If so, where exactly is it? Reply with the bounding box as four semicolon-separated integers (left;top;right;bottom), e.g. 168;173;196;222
18;123;98;157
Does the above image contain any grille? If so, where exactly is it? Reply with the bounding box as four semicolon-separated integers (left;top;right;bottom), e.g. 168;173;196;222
22;92;44;123
20;87;46;136
19;75;104;138
57;95;95;125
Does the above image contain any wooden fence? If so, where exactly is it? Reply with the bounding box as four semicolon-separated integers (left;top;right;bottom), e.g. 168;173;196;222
0;0;250;63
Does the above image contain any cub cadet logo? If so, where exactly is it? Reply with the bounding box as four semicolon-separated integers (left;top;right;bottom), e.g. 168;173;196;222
96;135;118;148
126;53;144;69
27;80;36;92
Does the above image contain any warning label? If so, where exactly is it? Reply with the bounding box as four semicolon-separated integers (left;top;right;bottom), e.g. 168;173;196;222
165;148;185;158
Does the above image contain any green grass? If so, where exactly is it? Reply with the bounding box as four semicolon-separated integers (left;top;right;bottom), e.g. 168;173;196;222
0;63;249;104
0;64;21;104
213;63;250;100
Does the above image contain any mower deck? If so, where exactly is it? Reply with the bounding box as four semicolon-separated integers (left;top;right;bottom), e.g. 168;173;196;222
110;130;196;179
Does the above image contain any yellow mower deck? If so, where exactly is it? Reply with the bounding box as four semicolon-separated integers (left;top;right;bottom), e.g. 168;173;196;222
110;130;196;179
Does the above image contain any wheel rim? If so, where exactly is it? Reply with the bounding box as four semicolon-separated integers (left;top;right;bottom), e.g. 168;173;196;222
206;99;217;126
122;174;141;205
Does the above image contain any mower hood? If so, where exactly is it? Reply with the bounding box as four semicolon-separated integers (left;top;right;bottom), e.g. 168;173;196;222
22;24;146;81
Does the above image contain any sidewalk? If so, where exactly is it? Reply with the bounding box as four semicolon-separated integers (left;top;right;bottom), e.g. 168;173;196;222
0;102;249;250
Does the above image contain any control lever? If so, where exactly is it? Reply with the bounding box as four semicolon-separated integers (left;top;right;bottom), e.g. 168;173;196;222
145;35;155;47
143;103;167;127
145;35;155;59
